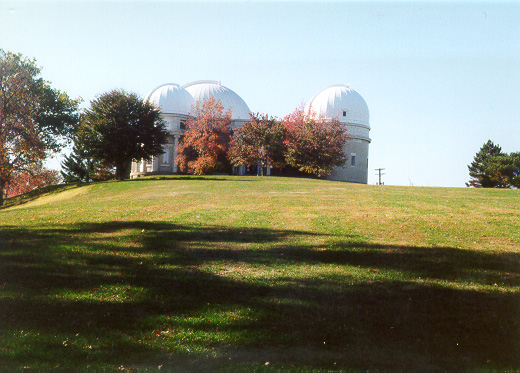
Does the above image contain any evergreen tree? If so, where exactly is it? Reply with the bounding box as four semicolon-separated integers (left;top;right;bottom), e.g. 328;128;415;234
467;140;505;188
486;152;520;188
61;142;96;183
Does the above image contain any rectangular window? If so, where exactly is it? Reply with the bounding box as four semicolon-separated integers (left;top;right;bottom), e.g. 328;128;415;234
161;147;170;165
180;120;186;130
351;154;356;167
343;110;347;117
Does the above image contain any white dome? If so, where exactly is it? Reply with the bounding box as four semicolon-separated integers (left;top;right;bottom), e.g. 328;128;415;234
145;83;195;116
183;80;251;121
306;84;369;127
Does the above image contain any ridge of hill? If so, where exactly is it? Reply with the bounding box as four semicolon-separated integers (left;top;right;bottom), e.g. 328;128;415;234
1;176;519;370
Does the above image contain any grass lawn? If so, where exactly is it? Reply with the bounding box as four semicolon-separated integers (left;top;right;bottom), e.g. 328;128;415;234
0;176;519;371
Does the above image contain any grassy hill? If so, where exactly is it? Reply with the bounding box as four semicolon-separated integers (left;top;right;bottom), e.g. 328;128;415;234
1;176;519;371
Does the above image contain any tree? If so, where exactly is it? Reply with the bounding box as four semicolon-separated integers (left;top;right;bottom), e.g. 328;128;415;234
486;152;520;188
4;165;61;198
281;107;349;177
77;90;168;180
228;113;286;173
61;141;114;183
467;140;506;188
0;50;80;205
176;97;232;175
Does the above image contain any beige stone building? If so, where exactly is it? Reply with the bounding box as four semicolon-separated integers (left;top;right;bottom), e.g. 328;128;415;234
306;84;371;184
131;81;371;184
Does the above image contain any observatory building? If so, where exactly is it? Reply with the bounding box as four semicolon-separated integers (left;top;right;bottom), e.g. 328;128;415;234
306;84;371;184
130;81;250;178
131;81;370;184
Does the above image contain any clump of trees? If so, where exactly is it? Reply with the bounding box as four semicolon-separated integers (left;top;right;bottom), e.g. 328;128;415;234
0;49;351;204
180;102;349;177
467;140;520;188
0;50;81;205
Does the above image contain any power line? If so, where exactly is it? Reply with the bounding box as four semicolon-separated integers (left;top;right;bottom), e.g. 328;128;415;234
375;168;385;185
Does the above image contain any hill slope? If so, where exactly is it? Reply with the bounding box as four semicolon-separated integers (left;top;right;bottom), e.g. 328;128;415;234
1;176;519;370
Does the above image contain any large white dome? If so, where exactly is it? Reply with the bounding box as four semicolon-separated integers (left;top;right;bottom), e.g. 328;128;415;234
145;83;195;116
306;84;369;127
183;80;251;121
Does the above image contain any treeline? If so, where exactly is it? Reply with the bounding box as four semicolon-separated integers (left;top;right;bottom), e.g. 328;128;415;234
467;140;520;188
1;50;348;204
63;96;348;182
175;98;348;178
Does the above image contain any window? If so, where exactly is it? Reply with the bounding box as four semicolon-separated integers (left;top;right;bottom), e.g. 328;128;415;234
180;120;186;130
343;111;347;117
351;154;356;167
161;147;170;165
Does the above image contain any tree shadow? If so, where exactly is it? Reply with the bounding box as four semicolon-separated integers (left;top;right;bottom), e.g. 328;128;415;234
0;221;518;370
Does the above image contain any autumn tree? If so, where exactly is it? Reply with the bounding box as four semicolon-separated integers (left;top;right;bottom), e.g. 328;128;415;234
4;165;61;198
77;90;168;180
228;113;286;174
176;97;232;175
282;107;349;177
0;50;80;205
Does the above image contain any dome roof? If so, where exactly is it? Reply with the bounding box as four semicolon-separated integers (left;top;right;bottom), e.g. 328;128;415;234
183;80;251;121
145;83;195;116
306;84;369;127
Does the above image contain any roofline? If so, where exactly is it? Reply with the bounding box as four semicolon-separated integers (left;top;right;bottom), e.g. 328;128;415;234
308;83;352;104
182;80;222;89
144;83;182;101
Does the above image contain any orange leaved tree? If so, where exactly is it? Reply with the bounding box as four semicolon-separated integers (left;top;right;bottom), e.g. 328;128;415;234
176;98;232;175
282;107;349;177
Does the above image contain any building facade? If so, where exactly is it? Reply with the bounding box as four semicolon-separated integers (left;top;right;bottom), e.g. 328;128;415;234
131;81;370;184
130;81;250;178
305;84;371;184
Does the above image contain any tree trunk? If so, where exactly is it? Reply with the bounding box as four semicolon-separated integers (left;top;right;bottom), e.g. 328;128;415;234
116;161;131;180
0;178;5;206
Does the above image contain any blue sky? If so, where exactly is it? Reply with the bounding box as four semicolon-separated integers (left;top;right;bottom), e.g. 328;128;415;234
2;0;519;186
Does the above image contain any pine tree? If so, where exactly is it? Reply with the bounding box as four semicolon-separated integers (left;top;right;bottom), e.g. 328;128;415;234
61;142;96;183
467;140;505;188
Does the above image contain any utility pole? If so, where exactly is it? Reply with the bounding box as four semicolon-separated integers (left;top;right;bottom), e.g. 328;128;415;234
375;168;385;185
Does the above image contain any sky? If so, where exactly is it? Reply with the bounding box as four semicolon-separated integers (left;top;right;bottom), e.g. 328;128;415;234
1;0;519;187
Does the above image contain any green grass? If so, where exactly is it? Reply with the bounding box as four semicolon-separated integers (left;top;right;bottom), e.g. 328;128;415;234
0;176;519;371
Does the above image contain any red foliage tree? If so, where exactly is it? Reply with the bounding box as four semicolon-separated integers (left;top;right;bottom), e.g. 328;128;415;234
228;113;286;172
282;107;349;177
176;98;232;175
0;50;80;205
4;166;62;198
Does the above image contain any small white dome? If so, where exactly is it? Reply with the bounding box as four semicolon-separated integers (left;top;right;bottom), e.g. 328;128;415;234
306;84;369;127
145;83;195;116
183;80;251;121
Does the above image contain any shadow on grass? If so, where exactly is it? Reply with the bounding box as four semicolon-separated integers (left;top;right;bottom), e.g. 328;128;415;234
0;221;518;370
